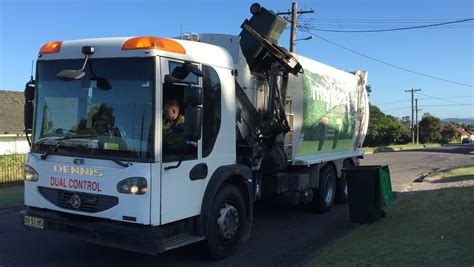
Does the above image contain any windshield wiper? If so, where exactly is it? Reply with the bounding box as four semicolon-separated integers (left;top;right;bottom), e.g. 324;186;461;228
40;135;97;160
39;135;132;168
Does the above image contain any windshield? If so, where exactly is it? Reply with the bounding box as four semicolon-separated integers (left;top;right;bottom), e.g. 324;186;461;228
33;57;155;161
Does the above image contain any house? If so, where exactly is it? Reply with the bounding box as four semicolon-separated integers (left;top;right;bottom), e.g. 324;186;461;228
0;90;29;155
456;127;473;143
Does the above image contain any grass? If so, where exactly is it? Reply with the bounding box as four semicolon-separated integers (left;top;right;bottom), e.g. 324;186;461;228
308;167;474;266
364;143;441;154
0;185;24;206
425;166;474;183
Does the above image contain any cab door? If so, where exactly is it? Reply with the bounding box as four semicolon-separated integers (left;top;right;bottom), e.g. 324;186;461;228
159;57;207;224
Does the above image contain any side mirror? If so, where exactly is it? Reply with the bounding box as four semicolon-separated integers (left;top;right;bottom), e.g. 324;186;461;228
24;80;35;132
184;86;203;106
24;102;34;131
57;69;86;81
185;106;202;142
171;61;203;80
24;80;35;101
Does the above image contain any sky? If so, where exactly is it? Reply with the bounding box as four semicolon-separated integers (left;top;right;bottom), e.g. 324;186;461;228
0;0;473;119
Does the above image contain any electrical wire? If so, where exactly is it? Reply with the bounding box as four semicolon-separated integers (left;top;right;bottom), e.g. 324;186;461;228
420;104;472;107
302;30;474;88
308;18;474;33
418;92;472;105
383;106;411;112
379;96;473;106
378;99;410;105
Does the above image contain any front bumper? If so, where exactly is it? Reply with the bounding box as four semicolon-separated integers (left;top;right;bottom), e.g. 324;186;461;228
20;207;163;255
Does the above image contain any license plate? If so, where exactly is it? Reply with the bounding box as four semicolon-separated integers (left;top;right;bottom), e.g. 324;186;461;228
24;215;44;230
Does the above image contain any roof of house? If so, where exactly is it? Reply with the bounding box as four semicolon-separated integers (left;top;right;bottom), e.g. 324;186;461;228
0;90;25;134
456;127;473;136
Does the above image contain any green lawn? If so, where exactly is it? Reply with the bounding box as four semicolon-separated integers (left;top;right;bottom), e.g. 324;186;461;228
364;143;441;154
426;166;474;182
0;185;24;206
308;167;474;266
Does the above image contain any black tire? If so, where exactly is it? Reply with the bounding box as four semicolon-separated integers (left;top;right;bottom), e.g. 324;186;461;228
205;184;247;260
335;159;354;204
311;165;337;213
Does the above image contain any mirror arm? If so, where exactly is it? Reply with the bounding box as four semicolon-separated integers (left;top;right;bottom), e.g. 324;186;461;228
164;145;189;171
80;54;89;71
25;130;31;147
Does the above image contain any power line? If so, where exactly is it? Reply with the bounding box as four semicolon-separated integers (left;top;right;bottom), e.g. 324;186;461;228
308;18;474;32
418;92;471;105
383;106;411;112
378;96;473;106
420;104;472;107
378;99;410;105
302;31;474;88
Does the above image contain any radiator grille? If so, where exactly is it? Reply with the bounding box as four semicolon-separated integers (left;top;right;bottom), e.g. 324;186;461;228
39;187;118;213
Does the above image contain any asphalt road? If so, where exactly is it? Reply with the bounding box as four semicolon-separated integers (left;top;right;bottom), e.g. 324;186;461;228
362;143;474;192
0;144;472;266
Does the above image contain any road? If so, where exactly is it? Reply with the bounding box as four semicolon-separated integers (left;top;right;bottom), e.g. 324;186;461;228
362;144;474;192
0;144;472;266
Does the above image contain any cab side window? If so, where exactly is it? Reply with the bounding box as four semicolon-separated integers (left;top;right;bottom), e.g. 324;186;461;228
162;61;199;162
202;65;221;158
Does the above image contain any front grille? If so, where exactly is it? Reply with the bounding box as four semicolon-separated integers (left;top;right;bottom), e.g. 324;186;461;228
39;187;118;213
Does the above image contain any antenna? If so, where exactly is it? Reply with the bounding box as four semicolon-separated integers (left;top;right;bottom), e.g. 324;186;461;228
30;60;34;81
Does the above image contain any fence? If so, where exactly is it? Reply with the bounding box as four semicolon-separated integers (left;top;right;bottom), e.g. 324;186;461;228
0;154;27;183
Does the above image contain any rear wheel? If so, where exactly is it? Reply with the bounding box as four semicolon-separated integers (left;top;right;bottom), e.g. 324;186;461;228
205;184;247;260
311;165;337;213
335;159;354;204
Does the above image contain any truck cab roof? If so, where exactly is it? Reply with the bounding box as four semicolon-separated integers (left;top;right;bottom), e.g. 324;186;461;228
38;36;234;70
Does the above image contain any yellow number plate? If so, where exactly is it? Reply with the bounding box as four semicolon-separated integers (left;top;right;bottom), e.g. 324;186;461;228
24;215;44;230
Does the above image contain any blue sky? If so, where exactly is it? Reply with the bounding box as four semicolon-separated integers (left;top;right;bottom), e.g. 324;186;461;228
1;0;473;119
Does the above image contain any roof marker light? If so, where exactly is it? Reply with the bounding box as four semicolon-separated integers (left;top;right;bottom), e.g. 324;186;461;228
122;36;186;54
39;41;62;54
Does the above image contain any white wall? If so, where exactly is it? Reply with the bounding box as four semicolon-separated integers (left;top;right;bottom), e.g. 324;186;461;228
0;134;30;155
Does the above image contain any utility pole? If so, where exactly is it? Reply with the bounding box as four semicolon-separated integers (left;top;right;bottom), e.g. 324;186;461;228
277;2;314;53
405;88;421;144
415;98;421;144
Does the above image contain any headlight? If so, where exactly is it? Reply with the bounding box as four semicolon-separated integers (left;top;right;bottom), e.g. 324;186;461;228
24;165;39;182
117;177;147;195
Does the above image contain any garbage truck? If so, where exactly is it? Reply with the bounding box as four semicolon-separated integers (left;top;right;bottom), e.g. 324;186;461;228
21;3;368;259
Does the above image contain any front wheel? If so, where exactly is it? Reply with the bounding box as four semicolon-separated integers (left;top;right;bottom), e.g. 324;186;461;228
205;184;248;260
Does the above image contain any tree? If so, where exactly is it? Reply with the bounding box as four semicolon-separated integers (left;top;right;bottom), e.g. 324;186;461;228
365;84;372;97
419;114;443;143
440;124;461;144
400;116;411;129
365;104;410;146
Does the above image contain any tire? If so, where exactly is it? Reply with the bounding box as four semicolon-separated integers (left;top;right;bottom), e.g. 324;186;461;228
311;165;337;213
205;184;247;260
335;159;354;204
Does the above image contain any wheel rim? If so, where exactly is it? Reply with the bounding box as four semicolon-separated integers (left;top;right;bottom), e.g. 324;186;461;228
217;202;240;240
324;174;335;205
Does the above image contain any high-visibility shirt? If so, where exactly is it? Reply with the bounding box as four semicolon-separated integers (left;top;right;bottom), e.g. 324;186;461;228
163;114;185;130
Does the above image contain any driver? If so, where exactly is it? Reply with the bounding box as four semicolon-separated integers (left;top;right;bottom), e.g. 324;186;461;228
163;99;185;154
